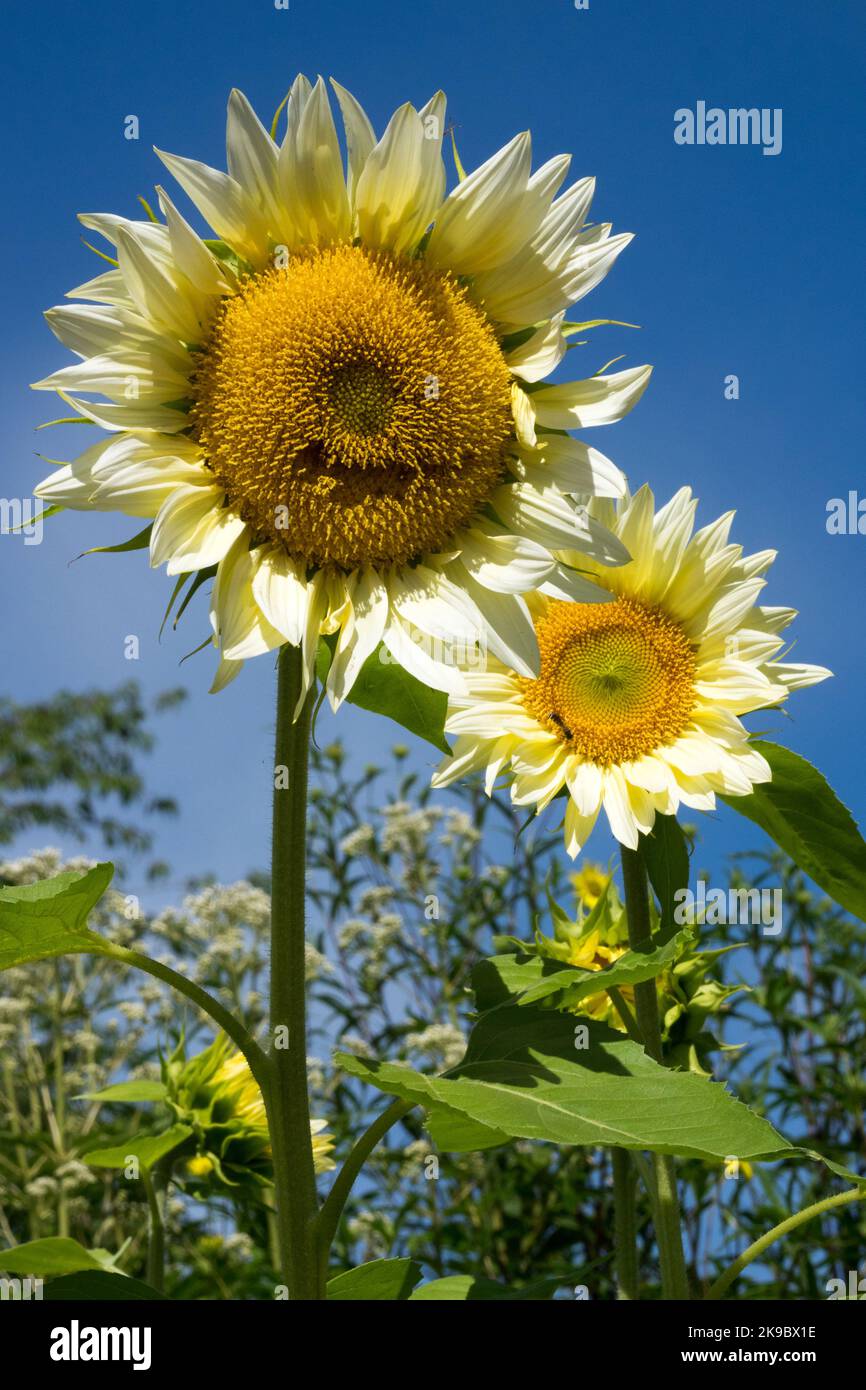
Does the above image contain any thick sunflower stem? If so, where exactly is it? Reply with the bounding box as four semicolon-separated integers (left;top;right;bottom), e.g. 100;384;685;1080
619;845;690;1301
264;645;321;1300
612;1148;639;1299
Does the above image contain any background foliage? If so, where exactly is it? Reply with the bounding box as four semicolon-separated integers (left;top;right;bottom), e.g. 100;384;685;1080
0;684;863;1298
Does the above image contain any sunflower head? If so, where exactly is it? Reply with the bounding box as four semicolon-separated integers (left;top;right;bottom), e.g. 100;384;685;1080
571;862;613;911
433;484;831;855
164;1034;334;1188
189;245;514;570
32;75;650;704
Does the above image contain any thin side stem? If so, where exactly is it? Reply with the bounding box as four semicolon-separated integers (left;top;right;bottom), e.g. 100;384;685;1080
612;1148;639;1299
706;1187;863;1301
620;845;690;1301
316;1098;414;1280
264;645;320;1299
105;946;266;1086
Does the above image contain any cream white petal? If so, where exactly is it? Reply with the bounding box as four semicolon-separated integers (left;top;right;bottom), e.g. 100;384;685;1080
685;577;766;643
456;527;555;594
565;759;603;816
493;481;630;564
32;351;190;404
53;389;189;434
602;766;641;849
65;269;135;308
382;611;466;695
769;662;833;691
354;96;445;254
432;736;498;788
114;227;203;341
330;78;377;205
505;313;568;383
44;303;188;369
250;545;311;646
150;485;246;574
530;364;653;431
155;146;268;264
326;567;389;710
390;565;485;646
209;654;244;694
212;540;284;660
427;133;562;275
156;185;236;298
564;797;602;859
225;88;285;232
517;435;626;499
282;77;351;246
453;570;539;678
538;562;615;604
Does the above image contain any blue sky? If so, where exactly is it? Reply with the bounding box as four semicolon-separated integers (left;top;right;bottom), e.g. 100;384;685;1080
2;0;864;909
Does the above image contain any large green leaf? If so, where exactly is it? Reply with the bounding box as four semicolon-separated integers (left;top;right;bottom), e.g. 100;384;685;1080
0;864;114;970
640;814;690;929
411;1273;564;1300
426;1107;509;1152
0;1238;112;1277
473;925;690;1011
326;1258;422;1300
722;742;866;922
338;1005;791;1160
317;639;449;753
44;1271;168;1301
83;1125;192;1172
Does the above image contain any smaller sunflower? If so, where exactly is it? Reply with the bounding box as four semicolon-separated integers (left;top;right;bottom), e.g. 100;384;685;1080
432;485;831;855
165;1035;334;1187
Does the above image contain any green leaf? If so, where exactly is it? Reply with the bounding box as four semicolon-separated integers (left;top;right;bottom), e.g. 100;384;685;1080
44;1271;168;1301
411;1273;565;1300
722;742;866;922
77;1081;168;1105
426;1108;508;1152
83;1124;192;1172
317;639;449;753
0;1238;107;1277
640;814;690;930
337;1005;792;1160
326;1258;422;1301
472;924;689;1011
0;864;114;970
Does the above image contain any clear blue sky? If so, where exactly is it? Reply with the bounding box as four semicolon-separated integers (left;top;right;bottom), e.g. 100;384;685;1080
2;0;864;906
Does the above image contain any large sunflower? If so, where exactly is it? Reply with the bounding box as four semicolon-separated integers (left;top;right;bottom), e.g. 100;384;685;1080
432;485;831;854
33;75;650;703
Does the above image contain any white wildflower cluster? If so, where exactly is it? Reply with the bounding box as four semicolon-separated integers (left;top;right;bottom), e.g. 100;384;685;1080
338;824;377;858
381;802;443;855
438;808;481;849
0;847;88;884
405;1023;467;1070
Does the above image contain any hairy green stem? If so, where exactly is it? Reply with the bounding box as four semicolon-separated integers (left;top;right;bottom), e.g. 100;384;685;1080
263;645;320;1299
707;1186;864;1300
620;845;690;1300
141;1164;168;1293
612;1148;639;1299
316;1098;414;1279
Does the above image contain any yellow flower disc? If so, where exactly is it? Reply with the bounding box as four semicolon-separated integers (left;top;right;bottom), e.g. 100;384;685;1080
190;245;513;569
521;597;697;765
